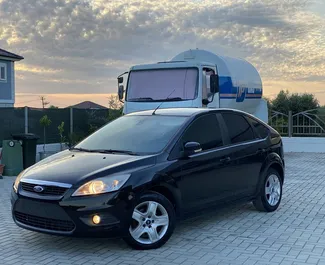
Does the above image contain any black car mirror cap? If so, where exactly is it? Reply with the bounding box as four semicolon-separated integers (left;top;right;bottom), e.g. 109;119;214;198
184;142;202;157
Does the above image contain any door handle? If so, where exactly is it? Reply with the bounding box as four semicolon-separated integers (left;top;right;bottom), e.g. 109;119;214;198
220;156;231;163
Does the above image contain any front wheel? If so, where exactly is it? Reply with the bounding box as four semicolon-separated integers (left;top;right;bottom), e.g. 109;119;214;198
123;192;176;250
253;168;283;212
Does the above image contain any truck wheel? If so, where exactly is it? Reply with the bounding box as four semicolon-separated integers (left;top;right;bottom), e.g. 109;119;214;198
253;168;283;212
123;192;176;250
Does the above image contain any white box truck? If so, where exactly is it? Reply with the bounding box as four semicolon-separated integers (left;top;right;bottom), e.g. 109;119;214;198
117;49;268;123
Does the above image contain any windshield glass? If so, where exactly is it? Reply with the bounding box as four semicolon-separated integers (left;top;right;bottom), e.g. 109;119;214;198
126;68;198;102
75;115;188;155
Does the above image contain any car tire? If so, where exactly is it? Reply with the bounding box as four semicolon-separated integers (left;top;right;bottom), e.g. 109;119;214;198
123;191;176;250
253;167;283;212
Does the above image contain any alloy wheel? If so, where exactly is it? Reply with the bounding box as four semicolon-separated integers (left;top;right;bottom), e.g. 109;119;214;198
129;201;169;245
265;174;281;206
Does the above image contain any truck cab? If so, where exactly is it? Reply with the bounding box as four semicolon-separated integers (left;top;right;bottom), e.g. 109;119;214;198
117;49;268;123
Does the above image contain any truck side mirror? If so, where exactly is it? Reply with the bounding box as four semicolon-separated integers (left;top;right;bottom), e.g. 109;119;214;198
210;74;219;93
118;85;124;101
118;77;123;84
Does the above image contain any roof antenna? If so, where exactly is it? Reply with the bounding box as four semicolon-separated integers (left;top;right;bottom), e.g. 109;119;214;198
152;89;176;115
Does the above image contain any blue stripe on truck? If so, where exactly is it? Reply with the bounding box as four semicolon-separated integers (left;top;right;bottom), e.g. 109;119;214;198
219;76;262;102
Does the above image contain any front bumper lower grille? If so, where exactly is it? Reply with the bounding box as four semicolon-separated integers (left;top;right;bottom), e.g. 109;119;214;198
14;211;75;232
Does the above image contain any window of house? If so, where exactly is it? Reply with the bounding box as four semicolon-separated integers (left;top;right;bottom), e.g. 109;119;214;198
181;114;224;151
222;113;255;144
0;63;7;82
246;116;270;139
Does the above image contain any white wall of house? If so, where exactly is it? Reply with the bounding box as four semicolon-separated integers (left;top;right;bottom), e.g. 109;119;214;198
282;137;325;153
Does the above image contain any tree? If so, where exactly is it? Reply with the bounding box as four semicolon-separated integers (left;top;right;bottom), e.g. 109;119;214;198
107;94;123;121
49;105;59;109
108;94;123;110
40;115;52;152
58;121;66;150
269;90;319;114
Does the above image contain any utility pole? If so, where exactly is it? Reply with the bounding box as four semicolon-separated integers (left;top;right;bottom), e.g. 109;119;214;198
40;96;49;109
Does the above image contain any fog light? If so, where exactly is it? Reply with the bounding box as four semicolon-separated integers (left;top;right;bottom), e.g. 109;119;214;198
92;215;101;225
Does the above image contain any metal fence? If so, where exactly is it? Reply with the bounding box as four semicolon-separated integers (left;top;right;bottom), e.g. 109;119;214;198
1;107;325;148
0;107;122;147
269;109;325;137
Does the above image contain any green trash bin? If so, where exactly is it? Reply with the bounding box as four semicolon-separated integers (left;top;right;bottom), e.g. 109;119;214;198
12;133;40;169
1;140;23;176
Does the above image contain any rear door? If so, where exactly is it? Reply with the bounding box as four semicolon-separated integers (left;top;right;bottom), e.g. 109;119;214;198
219;111;268;198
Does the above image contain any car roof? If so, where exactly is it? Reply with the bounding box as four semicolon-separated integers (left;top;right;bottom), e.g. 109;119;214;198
125;107;249;117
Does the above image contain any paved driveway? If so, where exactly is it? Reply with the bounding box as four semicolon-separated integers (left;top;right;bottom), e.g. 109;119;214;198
1;153;325;265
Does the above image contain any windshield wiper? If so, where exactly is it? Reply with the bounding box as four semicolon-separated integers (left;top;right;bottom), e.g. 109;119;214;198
70;147;138;156
91;149;139;156
128;97;154;102
70;147;94;152
157;97;183;102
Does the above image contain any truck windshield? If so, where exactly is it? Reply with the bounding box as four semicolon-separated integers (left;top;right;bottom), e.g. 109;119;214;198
74;115;188;155
126;68;198;102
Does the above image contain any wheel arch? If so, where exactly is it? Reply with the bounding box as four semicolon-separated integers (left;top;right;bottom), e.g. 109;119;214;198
255;152;285;195
148;184;182;218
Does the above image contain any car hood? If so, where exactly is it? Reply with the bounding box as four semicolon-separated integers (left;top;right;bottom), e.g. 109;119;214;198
21;150;156;185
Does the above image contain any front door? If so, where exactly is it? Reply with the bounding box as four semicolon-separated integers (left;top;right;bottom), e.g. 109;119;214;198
202;66;219;108
171;113;229;212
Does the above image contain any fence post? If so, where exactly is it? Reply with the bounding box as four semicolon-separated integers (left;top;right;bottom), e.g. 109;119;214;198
24;106;28;134
70;107;73;134
288;110;293;137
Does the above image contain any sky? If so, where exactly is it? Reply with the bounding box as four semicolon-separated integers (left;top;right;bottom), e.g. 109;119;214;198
0;0;324;108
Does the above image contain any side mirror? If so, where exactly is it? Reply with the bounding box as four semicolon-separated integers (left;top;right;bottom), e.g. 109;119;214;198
202;99;209;105
210;74;219;93
184;142;202;157
118;85;124;101
118;77;123;84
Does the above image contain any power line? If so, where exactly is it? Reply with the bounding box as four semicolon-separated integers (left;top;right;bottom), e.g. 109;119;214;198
15;99;40;105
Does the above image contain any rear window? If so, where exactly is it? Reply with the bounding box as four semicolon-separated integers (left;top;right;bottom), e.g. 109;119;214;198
222;113;255;144
246;116;270;139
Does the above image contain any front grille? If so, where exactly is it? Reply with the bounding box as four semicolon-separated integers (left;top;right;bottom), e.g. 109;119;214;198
21;182;68;196
14;211;75;232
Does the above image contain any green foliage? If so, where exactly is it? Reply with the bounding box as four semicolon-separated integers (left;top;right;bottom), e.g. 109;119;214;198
68;132;84;147
40;115;52;151
58;122;67;148
40;115;52;127
269;89;319;114
108;107;123;121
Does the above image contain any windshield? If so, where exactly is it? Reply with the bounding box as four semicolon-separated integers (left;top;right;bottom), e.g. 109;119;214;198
74;115;188;155
126;68;198;102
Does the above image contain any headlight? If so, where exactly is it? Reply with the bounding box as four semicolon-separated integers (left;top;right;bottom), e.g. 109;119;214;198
13;170;25;193
71;174;131;197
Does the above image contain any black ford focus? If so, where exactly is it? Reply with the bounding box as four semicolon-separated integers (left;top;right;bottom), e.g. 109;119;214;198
11;108;285;250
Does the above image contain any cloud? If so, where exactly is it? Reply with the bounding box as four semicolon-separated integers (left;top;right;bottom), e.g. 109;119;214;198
0;0;324;102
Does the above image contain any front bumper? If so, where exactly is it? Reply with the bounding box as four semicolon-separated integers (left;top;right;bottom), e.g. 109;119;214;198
11;187;135;238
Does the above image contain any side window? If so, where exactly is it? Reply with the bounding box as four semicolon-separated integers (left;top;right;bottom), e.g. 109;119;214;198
246;116;270;139
222;113;255;144
181;114;223;151
0;63;6;82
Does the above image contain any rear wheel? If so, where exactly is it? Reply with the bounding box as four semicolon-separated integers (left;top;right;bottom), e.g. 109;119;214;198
253;168;283;212
123;192;176;250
